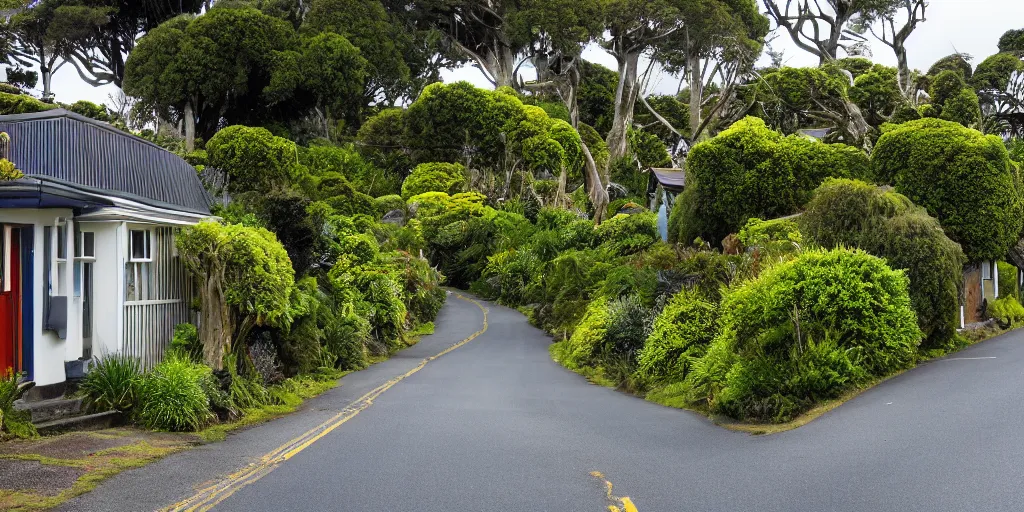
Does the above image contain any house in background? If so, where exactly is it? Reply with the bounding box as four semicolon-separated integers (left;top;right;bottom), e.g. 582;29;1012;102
647;167;686;241
0;109;211;399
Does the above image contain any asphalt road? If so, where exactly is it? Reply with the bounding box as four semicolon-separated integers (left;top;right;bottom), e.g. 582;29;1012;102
62;292;1024;511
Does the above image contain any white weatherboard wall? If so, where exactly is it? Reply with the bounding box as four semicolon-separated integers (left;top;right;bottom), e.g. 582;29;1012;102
0;208;73;387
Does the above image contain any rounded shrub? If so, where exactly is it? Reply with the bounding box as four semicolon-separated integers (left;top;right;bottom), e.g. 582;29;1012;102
873;118;1023;262
988;296;1024;327
594;212;659;256
940;88;982;127
635;290;718;385
401;162;468;199
694;248;922;422
551;297;610;371
672;117;869;245
136;356;213;432
801;178;966;348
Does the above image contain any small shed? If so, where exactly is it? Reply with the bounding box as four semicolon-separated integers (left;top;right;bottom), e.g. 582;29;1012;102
647;167;686;241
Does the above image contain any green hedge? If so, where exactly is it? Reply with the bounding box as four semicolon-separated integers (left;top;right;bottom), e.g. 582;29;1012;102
690;248;922;422
873;118;1023;262
801;178;966;348
670;117;869;246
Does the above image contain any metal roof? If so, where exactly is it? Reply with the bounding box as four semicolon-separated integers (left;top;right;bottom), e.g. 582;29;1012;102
651;167;686;191
0;109;212;214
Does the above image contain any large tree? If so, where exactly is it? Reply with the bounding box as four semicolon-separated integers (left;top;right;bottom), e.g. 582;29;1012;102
51;0;205;87
4;0;94;99
761;0;899;64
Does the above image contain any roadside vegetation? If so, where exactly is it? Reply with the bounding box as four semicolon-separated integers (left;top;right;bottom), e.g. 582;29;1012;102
2;0;1024;439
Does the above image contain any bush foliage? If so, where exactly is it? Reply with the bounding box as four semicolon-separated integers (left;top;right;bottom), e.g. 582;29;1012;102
873;118;1023;262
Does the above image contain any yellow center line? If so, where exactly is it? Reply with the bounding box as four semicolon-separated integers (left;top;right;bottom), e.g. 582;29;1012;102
591;471;640;512
162;293;489;512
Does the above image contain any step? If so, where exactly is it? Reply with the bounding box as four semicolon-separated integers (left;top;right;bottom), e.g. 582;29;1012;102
34;411;121;435
14;397;83;423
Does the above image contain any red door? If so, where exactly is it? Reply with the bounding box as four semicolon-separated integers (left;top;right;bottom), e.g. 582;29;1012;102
0;229;21;374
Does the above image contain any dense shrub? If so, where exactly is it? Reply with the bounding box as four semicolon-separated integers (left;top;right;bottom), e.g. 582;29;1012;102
207;125;296;195
602;295;655;362
671;117;870;245
801;179;966;348
0;91;57;115
998;261;1019;300
873;118;1023;262
80;354;143;412
939;88;982;127
594;212;659;256
136;356;213;432
988;296;1024;328
635;290;719;385
690;248;921;422
401;162;468;199
550;297;610;371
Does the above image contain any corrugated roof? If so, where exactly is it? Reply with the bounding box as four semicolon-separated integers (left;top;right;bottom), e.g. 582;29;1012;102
0;109;212;214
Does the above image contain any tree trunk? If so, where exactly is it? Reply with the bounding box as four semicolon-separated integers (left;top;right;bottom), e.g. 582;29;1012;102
895;45;914;102
581;140;609;224
184;101;196;152
487;44;516;89
200;271;229;370
688;53;703;142
40;66;52;101
606;50;641;165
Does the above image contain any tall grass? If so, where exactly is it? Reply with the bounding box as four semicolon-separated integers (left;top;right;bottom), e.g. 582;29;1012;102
79;353;143;412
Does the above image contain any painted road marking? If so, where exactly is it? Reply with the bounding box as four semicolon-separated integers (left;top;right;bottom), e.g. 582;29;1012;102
161;293;489;512
591;471;640;512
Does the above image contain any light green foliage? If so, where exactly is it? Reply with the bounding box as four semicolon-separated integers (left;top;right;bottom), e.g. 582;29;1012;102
169;323;202;363
0;91;57;115
692;248;922;422
79;354;143;413
940;88;982;127
0;157;24;181
402;163;467;199
737;217;803;263
137;356;213;432
889;105;922;124
65;100;109;121
0;370;35;439
594;212;659;257
551;297;610;371
836;57;875;78
801;178;967;348
301;143;399;199
207;125;297;194
873;118;1023;262
671;117;870;246
635;290;718;384
177;221;296;368
998;261;1020;300
988;296;1024;327
918;103;939;118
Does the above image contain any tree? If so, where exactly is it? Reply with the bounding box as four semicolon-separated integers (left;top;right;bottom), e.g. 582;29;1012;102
864;0;927;101
998;28;1024;55
52;0;205;87
972;52;1024;137
123;6;299;150
401;162;467;199
304;0;411;108
752;66;874;147
5;0;87;100
761;0;899;64
296;32;368;136
849;64;905;126
873;118;1023;262
177;221;296;370
651;0;768;144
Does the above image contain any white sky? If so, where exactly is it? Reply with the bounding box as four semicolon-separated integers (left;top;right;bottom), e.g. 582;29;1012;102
19;0;1024;105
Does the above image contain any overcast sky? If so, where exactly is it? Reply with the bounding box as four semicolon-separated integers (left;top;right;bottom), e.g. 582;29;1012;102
21;0;1024;106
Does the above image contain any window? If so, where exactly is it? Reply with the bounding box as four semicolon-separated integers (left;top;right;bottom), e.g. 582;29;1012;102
75;231;94;259
130;229;151;262
56;224;66;261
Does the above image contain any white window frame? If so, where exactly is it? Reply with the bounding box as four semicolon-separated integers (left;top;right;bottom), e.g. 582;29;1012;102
75;231;96;261
129;229;152;262
51;219;69;296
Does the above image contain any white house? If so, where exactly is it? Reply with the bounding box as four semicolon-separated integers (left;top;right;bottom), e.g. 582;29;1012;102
0;109;211;400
